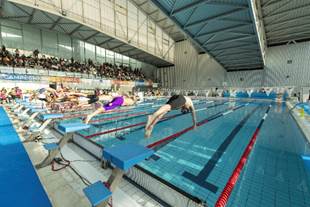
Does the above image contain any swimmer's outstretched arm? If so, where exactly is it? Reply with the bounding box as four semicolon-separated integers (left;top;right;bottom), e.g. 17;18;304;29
84;108;105;124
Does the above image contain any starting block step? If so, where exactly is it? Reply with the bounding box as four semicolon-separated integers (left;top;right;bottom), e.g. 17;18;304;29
83;181;112;207
58;122;90;133
40;113;64;121
43;143;59;151
103;143;154;171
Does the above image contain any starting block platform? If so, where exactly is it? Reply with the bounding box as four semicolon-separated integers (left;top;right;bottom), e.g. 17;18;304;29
83;144;153;207
36;122;90;168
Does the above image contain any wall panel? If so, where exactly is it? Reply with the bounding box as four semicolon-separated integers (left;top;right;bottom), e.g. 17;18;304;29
157;40;226;89
226;41;310;87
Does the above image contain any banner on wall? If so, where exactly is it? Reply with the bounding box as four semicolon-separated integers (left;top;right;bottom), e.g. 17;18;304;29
47;76;80;83
0;73;41;81
135;80;153;87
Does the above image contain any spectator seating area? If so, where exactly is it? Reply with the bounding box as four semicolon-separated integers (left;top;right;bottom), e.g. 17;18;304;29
0;45;146;81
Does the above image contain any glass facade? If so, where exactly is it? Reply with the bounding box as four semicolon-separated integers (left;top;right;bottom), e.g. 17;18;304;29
0;19;143;68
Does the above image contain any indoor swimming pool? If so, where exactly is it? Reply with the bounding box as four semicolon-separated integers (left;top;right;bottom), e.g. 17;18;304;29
67;99;310;206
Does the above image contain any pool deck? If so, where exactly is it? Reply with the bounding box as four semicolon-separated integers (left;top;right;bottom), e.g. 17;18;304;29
287;101;310;144
3;106;164;207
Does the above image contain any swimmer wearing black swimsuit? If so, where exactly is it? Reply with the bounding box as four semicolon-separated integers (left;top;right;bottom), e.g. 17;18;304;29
145;95;196;138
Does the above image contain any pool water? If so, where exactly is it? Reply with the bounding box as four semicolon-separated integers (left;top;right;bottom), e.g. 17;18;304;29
71;100;310;206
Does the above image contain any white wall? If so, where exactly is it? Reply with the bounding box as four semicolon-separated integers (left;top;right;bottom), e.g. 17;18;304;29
226;41;310;87
156;40;226;89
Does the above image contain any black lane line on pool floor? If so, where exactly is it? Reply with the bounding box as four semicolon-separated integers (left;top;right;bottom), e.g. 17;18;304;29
150;104;245;152
182;105;261;194
145;104;246;161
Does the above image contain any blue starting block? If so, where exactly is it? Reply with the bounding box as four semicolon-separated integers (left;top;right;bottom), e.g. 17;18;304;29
103;143;154;171
83;144;153;207
83;181;112;207
40;113;64;121
24;113;64;142
36;122;89;169
18;108;47;131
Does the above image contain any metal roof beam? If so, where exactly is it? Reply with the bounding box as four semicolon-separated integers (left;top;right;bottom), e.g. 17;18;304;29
185;8;247;29
210;43;258;52
84;31;100;41
69;25;83;35
219;18;252;24
267;31;310;41
27;9;35;24
262;0;280;8
98;38;113;46
226;66;263;71
196;24;251;38
156;17;167;23
269;35;310;45
217;52;260;59
263;0;291;17
206;35;255;45
138;1;148;7
267;22;310;35
50;17;62;30
121;47;137;53
216;50;260;57
224;62;262;67
148;9;159;16
265;14;310;30
221;59;262;64
109;43;126;51
172;0;248;16
264;3;310;19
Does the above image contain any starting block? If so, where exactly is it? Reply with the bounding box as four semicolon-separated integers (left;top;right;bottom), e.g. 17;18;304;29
83;144;153;207
24;113;64;142
18;107;47;129
35;122;89;169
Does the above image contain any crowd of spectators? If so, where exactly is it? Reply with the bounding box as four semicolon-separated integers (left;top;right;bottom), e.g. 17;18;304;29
0;45;146;81
0;87;23;104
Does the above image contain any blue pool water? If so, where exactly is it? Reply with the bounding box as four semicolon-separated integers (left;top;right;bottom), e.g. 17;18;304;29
73;100;310;206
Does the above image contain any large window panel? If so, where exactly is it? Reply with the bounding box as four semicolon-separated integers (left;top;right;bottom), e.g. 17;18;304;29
42;30;58;56
85;42;95;60
106;49;114;64
115;53;122;65
101;0;115;34
58;33;73;59
1;20;22;50
138;11;147;50
115;0;127;39
23;24;41;52
123;55;129;66
127;1;138;45
96;46;106;63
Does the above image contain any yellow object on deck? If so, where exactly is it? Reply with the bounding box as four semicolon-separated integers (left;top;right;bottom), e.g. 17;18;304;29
300;108;305;117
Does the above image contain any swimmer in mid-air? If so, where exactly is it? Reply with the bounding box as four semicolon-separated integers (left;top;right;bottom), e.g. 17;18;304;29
84;95;137;124
145;94;197;138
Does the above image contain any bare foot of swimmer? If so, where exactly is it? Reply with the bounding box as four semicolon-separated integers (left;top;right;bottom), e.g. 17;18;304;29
144;127;153;138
